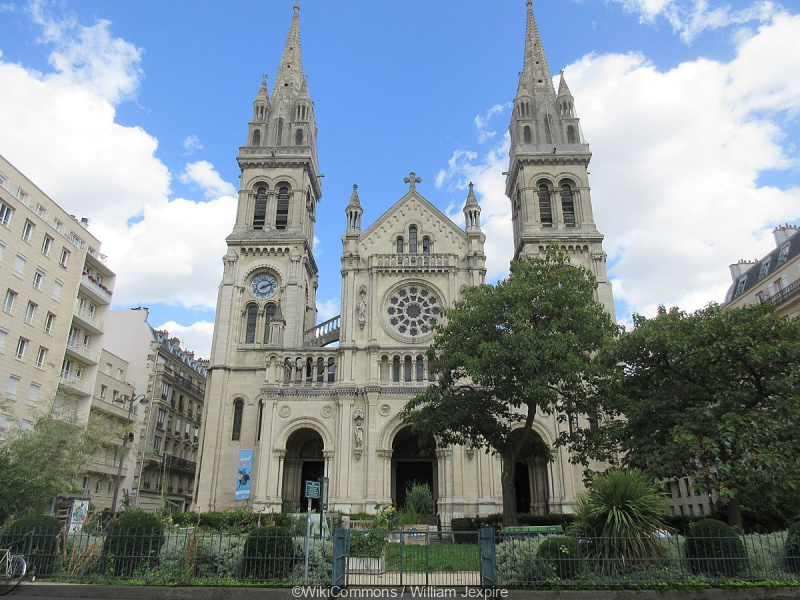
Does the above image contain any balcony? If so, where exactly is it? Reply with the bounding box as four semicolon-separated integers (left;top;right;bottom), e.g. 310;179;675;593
369;253;456;273
770;278;800;308
73;305;105;334
59;371;93;396
164;454;197;473
65;339;100;365
80;272;113;305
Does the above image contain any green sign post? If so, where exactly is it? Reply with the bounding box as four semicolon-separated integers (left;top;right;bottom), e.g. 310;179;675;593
302;479;321;582
304;480;321;499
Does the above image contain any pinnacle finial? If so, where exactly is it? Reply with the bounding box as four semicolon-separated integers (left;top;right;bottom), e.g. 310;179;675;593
404;171;422;192
294;3;300;14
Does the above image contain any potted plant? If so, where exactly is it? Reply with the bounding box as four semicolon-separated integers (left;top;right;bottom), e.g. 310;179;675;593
348;531;388;574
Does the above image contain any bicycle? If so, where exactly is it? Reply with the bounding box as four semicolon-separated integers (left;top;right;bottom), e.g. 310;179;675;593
0;548;26;595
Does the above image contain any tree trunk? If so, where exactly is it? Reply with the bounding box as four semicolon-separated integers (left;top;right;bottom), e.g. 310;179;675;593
727;494;743;533
500;452;518;526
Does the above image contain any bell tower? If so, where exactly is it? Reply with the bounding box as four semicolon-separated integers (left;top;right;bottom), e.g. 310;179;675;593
506;0;615;319
221;3;321;353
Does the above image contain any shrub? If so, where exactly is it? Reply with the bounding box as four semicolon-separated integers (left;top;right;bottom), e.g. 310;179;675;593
0;513;62;576
537;536;583;580
158;531;245;580
572;469;668;575
684;518;748;577
242;525;297;581
349;531;387;558
784;520;800;573
404;482;435;516
495;537;551;585
103;508;165;577
293;537;332;584
518;513;576;529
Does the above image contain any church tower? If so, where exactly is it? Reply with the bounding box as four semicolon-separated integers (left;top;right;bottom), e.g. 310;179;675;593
506;0;615;319
194;4;322;512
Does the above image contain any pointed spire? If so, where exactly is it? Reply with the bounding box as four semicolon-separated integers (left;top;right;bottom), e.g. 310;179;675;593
273;3;304;98
347;183;362;210
463;182;481;231
519;0;556;101
258;74;270;100
557;71;572;98
346;184;363;233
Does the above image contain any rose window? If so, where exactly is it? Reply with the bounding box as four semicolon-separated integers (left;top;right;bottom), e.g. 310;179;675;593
386;286;440;337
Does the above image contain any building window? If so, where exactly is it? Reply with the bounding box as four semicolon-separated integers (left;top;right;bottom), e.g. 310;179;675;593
24;301;36;324
0;329;6;352
245;304;257;343
53;218;62;232
156;408;166;429
12;254;26;276
275;186;289;230
0;201;13;227
3;290;16;314
16;188;28;204
231;399;244;441
33;268;44;290
59;248;70;268
99;384;107;399
538;184;552;227
734;276;747;296
264;304;276;344
35;347;47;368
52;279;63;300
523;125;532;144
758;259;771;279
21;219;34;242
253;186;267;230
409;226;418;254
27;382;39;406
561;183;576;227
153;436;162;453
44;312;55;334
35;203;45;217
778;243;790;265
393;357;400;382
15;337;27;360
6;375;20;398
41;235;53;256
422;237;431;254
416;356;424;381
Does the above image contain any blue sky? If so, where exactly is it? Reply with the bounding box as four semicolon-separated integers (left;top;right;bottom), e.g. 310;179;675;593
0;0;798;358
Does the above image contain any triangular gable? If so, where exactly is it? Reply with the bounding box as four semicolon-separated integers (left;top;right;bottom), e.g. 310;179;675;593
359;191;468;253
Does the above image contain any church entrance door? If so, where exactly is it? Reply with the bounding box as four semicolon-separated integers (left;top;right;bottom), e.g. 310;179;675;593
512;429;551;515
391;426;437;512
283;428;325;512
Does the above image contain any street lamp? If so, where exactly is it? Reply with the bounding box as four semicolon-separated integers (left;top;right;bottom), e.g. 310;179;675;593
111;394;149;513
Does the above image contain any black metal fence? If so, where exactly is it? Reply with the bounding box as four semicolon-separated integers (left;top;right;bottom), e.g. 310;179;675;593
1;525;799;588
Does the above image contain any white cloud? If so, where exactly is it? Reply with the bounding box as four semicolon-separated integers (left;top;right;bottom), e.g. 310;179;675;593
179;161;236;199
474;103;511;144
608;0;784;42
156;320;215;361
437;11;800;321
317;299;340;322
183;135;204;154
0;5;236;325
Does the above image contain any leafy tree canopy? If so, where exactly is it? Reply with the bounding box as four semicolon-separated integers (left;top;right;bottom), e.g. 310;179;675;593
568;302;800;528
402;246;618;525
0;414;105;524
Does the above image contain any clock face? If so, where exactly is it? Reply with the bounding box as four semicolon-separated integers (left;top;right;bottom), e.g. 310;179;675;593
251;274;277;298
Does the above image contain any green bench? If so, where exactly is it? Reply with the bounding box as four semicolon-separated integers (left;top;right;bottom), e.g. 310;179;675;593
502;525;563;535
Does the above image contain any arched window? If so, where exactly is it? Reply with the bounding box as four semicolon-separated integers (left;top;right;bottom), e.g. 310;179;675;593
523;126;532;144
276;186;289;230
567;125;576;144
422;237;431;254
404;356;412;382
306;358;313;383
253;186;267;230
232;399;244;441
393;357;401;382
416;356;424;381
252;129;261;147
245;305;258;343
538;184;553;227
409;226;418;254
295;128;304;145
327;358;336;383
264;304;276;344
396;237;404;253
561;183;576;227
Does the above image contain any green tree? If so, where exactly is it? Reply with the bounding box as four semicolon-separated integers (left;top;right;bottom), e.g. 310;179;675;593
0;414;104;523
568;303;800;529
401;247;618;526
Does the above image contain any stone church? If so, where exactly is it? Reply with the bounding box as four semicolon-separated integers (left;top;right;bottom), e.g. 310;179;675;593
194;2;615;522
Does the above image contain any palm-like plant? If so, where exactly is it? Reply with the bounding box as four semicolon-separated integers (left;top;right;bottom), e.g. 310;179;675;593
572;469;669;575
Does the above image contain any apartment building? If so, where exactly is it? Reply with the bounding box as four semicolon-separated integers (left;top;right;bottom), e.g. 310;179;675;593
104;308;207;513
0;154;116;439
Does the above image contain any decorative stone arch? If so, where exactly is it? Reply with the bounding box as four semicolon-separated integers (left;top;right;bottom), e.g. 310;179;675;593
510;422;554;515
378;414;439;510
275;416;333;451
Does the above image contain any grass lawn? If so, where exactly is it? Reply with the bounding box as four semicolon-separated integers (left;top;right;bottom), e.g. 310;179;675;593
385;543;480;572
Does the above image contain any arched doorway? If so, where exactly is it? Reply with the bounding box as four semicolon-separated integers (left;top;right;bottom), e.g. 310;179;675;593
512;429;552;515
282;428;325;511
391;426;437;512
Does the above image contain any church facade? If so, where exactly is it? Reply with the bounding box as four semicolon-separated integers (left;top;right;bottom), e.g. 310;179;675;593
194;2;615;522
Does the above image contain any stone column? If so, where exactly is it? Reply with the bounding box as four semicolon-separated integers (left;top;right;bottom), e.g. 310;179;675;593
273;449;286;512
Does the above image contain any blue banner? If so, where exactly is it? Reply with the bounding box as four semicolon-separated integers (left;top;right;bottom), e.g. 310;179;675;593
236;450;253;500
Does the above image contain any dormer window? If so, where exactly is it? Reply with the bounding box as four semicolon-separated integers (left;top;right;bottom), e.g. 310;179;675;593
778;243;790;264
758;259;771;280
734;276;747;296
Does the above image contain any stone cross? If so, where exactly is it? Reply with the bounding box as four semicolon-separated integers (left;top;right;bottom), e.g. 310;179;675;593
404;171;422;192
